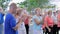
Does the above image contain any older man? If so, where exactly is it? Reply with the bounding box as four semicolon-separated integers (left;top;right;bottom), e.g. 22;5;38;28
5;3;22;34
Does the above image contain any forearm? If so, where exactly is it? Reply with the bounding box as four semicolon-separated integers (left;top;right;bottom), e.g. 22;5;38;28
13;21;22;30
45;24;50;30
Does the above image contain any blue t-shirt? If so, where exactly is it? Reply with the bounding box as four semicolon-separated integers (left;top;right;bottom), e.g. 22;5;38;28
5;13;17;34
32;15;43;30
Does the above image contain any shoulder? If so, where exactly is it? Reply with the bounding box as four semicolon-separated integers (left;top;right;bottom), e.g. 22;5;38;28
6;13;13;19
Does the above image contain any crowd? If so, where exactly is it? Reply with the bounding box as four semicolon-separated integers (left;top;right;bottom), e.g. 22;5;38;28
0;3;60;34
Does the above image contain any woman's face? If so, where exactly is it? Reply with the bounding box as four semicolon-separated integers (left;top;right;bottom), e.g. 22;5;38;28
49;11;52;16
36;9;41;15
16;8;22;16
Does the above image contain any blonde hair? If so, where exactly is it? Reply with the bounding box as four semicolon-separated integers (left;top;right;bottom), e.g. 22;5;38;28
16;8;23;15
35;8;41;14
35;8;41;11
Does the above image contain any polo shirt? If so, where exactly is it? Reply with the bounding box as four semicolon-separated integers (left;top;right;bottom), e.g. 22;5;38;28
5;13;17;34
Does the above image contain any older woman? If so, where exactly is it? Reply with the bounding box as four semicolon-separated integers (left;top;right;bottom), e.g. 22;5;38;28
32;8;43;34
44;10;53;34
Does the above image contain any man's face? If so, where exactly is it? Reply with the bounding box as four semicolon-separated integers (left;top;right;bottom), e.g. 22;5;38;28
10;4;17;14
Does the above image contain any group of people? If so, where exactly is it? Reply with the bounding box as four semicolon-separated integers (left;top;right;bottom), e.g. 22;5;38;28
0;3;60;34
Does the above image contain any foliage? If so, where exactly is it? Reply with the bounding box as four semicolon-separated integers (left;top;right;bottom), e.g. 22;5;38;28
20;0;49;11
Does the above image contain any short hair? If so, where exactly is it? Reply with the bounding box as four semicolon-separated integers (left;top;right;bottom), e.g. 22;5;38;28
48;10;52;15
35;8;41;14
9;3;17;9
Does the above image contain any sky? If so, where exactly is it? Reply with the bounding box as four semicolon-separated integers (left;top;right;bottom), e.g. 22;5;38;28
50;0;60;9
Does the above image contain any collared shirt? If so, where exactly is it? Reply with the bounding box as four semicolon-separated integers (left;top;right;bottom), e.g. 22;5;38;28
5;13;17;34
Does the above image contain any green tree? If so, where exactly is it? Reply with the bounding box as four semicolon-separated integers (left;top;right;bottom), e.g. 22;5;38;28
0;0;6;8
20;0;55;11
0;0;11;9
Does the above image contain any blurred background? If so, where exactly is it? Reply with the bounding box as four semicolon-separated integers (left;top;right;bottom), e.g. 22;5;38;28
0;0;60;13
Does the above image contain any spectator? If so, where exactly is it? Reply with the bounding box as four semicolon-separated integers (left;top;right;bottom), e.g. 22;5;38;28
53;12;57;34
4;3;22;34
32;8;43;34
15;8;26;34
44;10;53;34
22;9;29;34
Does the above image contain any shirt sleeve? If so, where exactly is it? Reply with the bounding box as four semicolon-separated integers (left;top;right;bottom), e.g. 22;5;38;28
33;16;37;20
10;17;16;28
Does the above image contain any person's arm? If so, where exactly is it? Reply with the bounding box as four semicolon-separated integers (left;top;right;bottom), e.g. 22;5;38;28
10;18;22;30
13;20;22;30
44;16;51;32
34;18;40;25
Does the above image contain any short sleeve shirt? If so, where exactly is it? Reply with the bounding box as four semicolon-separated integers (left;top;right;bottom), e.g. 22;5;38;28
5;13;17;34
44;16;53;27
32;15;43;30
